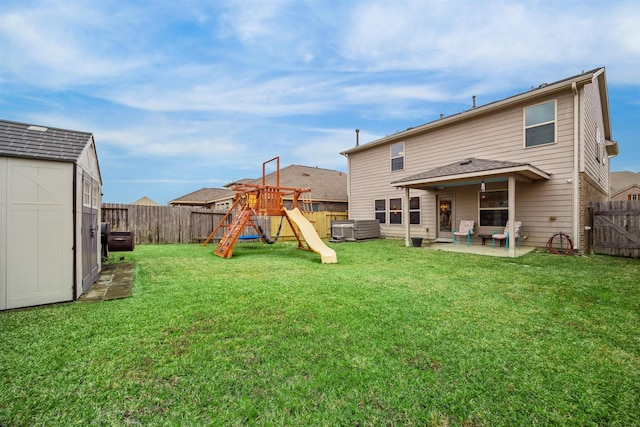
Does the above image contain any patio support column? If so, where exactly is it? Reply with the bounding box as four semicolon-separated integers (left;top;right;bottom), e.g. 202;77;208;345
508;174;516;258
404;187;411;247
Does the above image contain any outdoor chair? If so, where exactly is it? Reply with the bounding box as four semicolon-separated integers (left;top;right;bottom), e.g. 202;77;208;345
492;221;523;250
453;220;475;246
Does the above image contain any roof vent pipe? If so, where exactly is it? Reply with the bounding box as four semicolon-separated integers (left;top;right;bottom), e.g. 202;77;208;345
355;128;359;147
472;95;476;109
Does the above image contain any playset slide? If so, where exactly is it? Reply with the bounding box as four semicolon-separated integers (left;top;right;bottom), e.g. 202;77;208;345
283;208;337;263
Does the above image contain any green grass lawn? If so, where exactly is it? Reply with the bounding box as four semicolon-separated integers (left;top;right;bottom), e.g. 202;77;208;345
1;240;639;426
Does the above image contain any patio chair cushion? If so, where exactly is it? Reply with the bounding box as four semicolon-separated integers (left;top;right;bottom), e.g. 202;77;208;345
453;220;475;236
492;221;522;240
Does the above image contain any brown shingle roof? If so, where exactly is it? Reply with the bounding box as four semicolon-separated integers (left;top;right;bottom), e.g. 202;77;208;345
391;158;549;186
169;165;348;204
610;171;640;194
169;188;235;205
132;196;160;206
245;164;347;201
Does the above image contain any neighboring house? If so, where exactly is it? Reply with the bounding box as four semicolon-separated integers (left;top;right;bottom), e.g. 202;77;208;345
169;164;348;212
340;68;618;256
169;187;236;210
132;196;160;206
610;171;640;201
0;119;102;310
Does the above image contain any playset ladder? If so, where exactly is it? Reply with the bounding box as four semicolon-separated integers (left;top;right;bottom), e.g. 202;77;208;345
214;205;254;259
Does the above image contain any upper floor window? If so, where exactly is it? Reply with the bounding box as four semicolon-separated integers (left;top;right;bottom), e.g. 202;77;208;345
525;100;555;147
391;142;404;171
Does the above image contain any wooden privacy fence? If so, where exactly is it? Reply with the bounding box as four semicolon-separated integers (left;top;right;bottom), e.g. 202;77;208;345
587;200;640;258
270;211;349;240
102;204;229;244
102;204;347;245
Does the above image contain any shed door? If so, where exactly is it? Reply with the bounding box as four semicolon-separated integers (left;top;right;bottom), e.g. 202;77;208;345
5;159;73;309
81;173;99;291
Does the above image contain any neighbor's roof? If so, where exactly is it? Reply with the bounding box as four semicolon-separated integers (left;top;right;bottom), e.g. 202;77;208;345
0;119;94;162
131;196;160;206
610;171;640;194
342;67;611;156
169;187;235;205
169;164;348;205
244;164;348;202
391;158;550;189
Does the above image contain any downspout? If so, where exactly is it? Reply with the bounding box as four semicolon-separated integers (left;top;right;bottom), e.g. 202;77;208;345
345;154;351;220
404;187;410;247
572;82;580;251
71;164;78;301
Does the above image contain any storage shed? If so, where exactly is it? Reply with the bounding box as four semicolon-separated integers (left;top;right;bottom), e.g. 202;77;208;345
0;119;102;310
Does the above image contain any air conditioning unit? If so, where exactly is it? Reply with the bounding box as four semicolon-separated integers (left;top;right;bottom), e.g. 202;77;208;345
331;221;355;241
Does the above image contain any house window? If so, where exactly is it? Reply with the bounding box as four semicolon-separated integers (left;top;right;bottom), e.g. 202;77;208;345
479;190;508;227
525;100;555;147
596;126;602;162
409;197;420;225
83;179;91;207
374;199;386;224
389;198;402;224
391;142;404;171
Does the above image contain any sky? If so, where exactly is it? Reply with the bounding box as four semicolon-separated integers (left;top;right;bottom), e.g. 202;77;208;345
1;0;638;205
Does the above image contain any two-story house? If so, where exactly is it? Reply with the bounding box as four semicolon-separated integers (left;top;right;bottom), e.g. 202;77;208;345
340;68;618;257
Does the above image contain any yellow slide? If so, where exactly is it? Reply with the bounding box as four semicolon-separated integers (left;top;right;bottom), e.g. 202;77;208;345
283;208;337;264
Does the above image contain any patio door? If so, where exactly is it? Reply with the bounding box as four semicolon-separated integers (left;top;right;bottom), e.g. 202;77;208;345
437;194;454;240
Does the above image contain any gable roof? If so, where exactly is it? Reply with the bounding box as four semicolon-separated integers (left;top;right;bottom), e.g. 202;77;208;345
0;119;94;162
341;67;612;156
169;165;348;205
391;158;550;189
169;187;235;205
610;171;640;194
132;196;160;206
245;164;348;202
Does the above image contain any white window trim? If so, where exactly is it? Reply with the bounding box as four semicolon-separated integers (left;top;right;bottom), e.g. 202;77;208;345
83;179;91;207
389;197;403;225
390;142;405;171
409;196;421;225
523;100;557;148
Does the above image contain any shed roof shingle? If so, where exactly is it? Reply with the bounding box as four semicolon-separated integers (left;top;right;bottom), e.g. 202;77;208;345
0;119;94;162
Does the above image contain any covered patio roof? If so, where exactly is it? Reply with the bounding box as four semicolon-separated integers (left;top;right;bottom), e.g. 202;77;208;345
390;158;550;189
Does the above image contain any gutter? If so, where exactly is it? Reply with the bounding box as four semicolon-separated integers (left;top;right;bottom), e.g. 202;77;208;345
341;69;602;156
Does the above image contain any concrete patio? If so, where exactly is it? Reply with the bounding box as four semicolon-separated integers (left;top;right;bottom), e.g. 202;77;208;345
418;241;537;257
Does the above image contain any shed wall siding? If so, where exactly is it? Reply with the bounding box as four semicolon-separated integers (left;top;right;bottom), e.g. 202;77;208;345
0;158;6;310
75;142;102;297
348;90;579;248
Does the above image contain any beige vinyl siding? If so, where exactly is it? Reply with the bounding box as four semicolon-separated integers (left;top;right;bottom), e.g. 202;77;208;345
582;78;609;194
348;90;580;248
